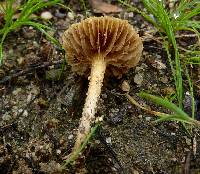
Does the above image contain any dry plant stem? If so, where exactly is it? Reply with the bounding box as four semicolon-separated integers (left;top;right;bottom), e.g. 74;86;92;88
125;93;164;117
191;119;200;127
74;55;106;150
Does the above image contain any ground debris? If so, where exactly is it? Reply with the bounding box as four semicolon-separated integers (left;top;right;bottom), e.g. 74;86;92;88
40;161;62;174
89;0;122;14
1;0;200;173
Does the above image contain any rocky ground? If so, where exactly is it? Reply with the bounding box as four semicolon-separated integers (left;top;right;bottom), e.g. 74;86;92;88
0;0;200;174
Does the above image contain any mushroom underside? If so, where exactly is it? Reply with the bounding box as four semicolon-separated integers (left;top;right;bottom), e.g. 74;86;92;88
62;16;143;77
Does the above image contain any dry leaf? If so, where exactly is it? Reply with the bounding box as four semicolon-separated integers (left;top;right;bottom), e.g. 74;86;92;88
89;0;122;14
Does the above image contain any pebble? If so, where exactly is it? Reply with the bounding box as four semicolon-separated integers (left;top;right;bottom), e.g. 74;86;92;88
132;169;139;174
55;10;66;18
169;0;175;9
101;93;107;99
160;76;168;83
106;137;112;144
152;60;166;70
76;14;84;21
135;63;147;72
67;12;74;20
0;69;5;78
38;98;49;108
68;134;73;140
12;88;22;95
121;81;130;92
18;108;23;113
17;57;25;66
2;113;12;121
184;136;191;145
111;167;118;172
145;117;151;121
22;110;28;117
41;11;53;20
22;27;36;39
109;108;123;125
161;87;175;95
127;105;132;109
138;115;143;118
56;149;61;155
134;73;144;85
27;93;32;103
95;116;104;122
156;54;161;59
33;41;39;48
109;114;123;124
128;12;134;18
25;153;30;159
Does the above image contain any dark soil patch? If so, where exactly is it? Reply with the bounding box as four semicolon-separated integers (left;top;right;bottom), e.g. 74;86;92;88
0;1;200;174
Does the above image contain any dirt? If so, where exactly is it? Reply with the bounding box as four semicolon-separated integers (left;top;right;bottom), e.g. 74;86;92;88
0;1;200;174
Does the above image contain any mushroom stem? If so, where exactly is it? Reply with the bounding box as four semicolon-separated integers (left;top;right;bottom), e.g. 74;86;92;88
74;55;106;150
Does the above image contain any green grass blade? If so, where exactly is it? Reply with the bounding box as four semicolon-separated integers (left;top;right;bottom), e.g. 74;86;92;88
139;92;200;127
172;1;200;30
117;0;159;29
177;4;200;22
18;0;60;20
176;21;200;31
186;57;200;64
22;21;61;47
154;114;193;124
0;0;64;65
141;0;183;108
174;0;199;15
0;29;10;64
3;0;15;27
62;124;99;167
0;44;3;65
139;92;188;118
57;3;73;13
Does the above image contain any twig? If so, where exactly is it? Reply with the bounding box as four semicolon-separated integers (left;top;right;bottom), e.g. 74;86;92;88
183;151;191;174
125;93;166;117
143;32;198;42
0;59;64;84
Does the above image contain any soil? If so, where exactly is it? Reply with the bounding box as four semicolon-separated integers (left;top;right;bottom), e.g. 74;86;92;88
0;0;200;174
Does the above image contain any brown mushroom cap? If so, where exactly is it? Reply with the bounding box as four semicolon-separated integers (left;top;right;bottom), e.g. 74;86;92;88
62;16;143;77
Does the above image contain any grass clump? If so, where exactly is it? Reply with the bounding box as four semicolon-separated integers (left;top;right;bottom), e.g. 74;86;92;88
139;92;197;124
185;50;200;64
0;0;62;65
126;92;200;127
119;0;200;124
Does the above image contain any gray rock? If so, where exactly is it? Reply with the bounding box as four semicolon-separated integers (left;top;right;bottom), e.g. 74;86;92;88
134;73;144;85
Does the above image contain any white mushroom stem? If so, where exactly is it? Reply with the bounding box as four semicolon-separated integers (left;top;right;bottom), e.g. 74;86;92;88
74;55;106;150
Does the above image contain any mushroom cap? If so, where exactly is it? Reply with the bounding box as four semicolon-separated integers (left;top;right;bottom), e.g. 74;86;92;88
62;16;143;77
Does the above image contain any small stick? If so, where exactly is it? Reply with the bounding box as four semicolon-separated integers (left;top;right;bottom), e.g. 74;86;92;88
0;60;64;84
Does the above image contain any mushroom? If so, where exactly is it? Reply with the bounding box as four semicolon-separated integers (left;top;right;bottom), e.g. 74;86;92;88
62;16;143;150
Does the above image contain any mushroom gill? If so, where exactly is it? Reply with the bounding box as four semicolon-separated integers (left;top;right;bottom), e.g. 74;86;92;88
62;16;143;77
